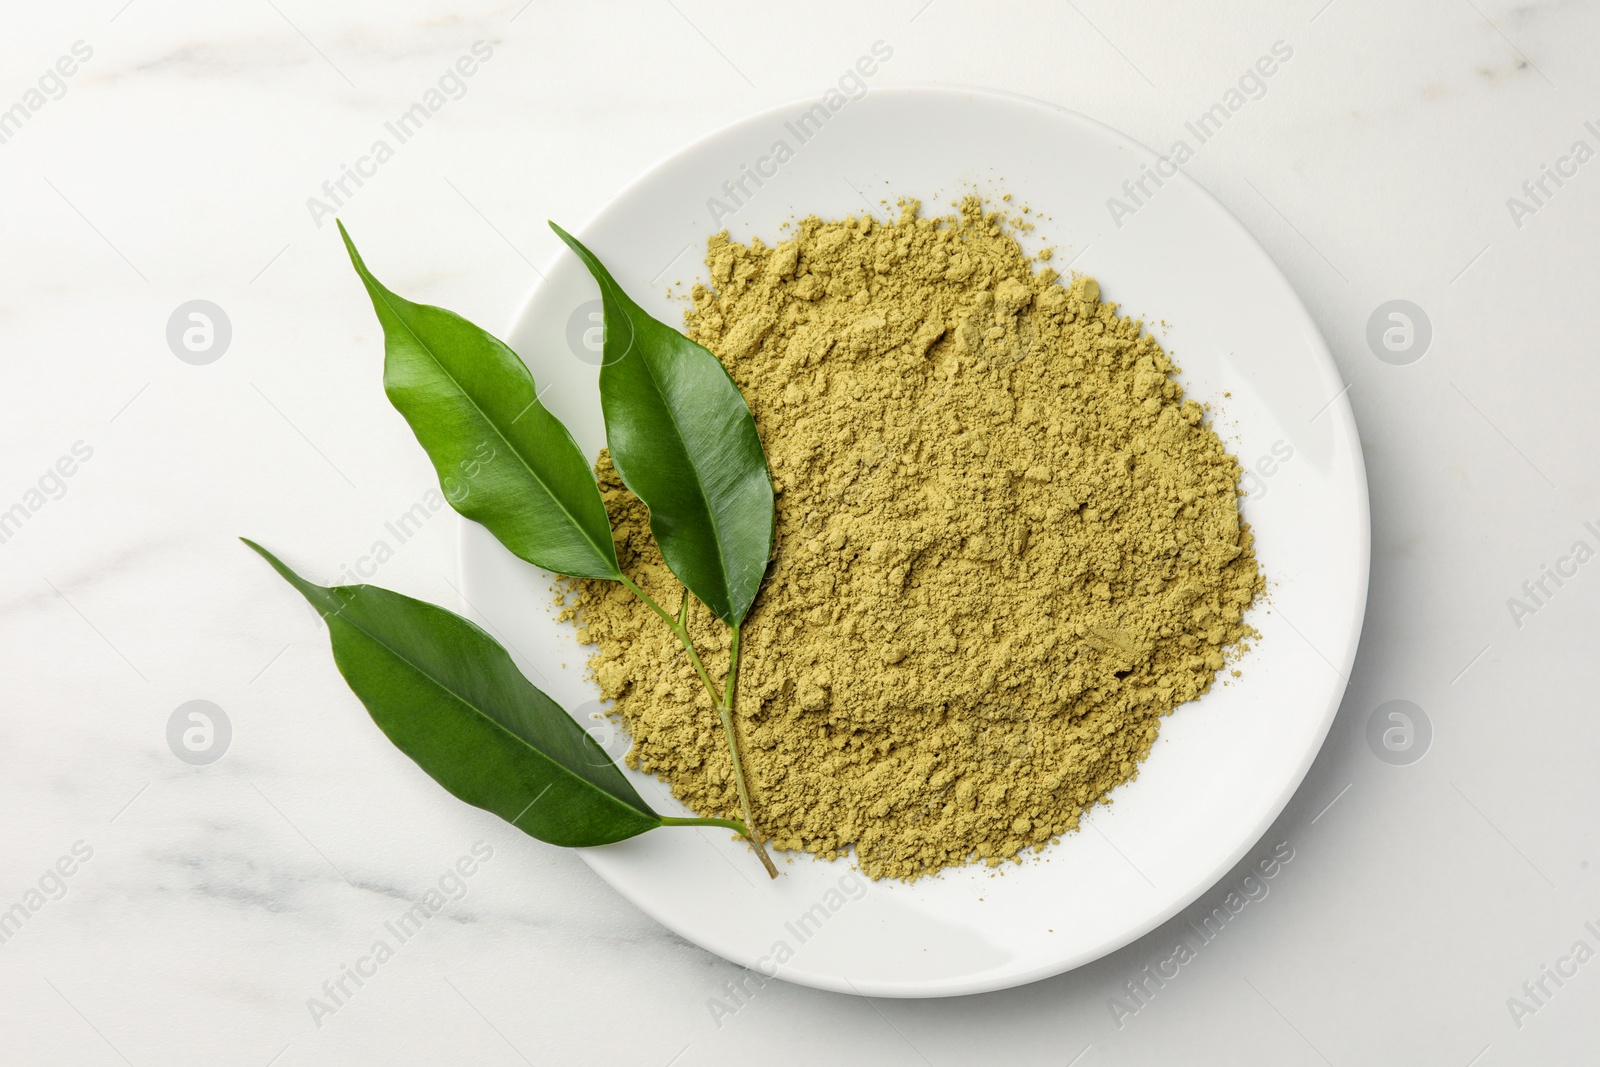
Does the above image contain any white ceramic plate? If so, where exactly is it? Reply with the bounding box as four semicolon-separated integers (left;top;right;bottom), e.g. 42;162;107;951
459;85;1368;997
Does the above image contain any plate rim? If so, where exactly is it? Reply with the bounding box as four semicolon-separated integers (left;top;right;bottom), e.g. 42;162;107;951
464;81;1372;997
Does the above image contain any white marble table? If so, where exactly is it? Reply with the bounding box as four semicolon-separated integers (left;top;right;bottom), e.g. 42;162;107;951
3;1;1597;1063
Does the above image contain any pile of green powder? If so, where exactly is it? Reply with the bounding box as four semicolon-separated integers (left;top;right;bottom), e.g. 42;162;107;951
560;197;1263;880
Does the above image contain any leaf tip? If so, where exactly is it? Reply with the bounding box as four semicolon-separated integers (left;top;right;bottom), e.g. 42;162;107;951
240;535;285;572
239;538;320;600
336;220;367;274
547;224;622;307
548;220;583;261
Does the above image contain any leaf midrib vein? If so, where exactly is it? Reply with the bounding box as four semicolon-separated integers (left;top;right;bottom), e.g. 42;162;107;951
612;296;739;611
328;596;649;822
372;283;614;574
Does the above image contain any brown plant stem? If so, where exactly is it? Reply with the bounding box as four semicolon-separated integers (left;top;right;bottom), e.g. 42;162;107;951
619;576;777;879
720;623;777;879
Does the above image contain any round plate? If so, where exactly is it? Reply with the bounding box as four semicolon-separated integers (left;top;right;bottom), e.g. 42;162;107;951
459;84;1368;997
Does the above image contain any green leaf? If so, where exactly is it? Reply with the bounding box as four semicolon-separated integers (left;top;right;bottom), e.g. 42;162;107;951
550;223;775;624
242;538;660;847
339;222;622;581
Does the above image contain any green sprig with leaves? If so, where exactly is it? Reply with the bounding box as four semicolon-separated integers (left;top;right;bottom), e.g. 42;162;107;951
246;220;780;878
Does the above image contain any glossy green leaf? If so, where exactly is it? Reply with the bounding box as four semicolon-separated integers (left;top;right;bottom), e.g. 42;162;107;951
242;538;659;846
550;223;775;624
339;222;622;581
